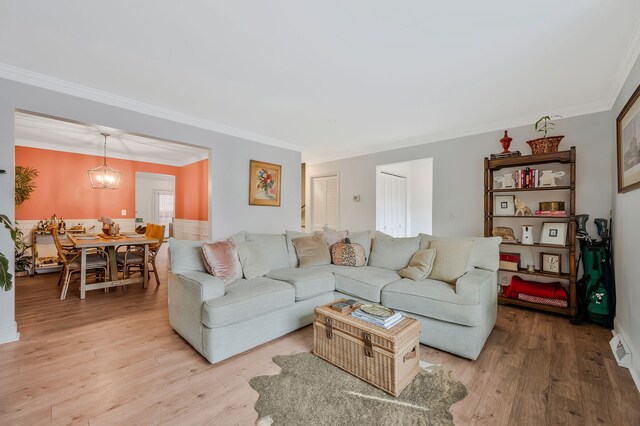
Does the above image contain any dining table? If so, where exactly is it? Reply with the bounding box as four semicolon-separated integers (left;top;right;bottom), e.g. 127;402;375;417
67;233;159;299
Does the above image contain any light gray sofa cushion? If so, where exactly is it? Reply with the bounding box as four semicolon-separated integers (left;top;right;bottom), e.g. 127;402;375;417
419;234;501;272
202;277;295;327
368;231;420;271
246;233;290;271
381;268;494;327
266;268;335;301
236;240;270;280
168;238;208;274
331;265;401;302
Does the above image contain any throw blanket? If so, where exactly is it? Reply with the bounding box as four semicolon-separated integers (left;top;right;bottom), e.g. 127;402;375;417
518;293;568;308
503;275;568;300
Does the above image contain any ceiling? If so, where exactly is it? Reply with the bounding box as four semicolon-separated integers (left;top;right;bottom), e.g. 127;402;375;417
1;2;640;163
14;112;208;167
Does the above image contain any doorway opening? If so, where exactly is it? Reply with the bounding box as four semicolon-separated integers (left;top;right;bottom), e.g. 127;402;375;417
376;158;433;237
135;173;175;238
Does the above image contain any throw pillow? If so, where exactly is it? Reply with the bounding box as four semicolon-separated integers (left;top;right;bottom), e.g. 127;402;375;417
399;249;437;281
236;240;270;280
368;231;421;271
285;230;310;267
200;239;243;285
427;239;474;284
331;241;366;267
314;229;348;250
347;230;372;261
292;235;331;268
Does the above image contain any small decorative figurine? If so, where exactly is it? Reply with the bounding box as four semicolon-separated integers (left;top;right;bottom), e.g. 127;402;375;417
492;226;516;240
494;173;516;189
500;130;513;153
514;197;532;216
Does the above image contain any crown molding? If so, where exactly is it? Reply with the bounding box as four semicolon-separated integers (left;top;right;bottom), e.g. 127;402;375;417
0;63;301;153
304;99;611;164
15;138;208;167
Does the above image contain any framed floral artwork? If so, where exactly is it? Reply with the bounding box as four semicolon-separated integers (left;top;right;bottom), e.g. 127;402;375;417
249;160;281;206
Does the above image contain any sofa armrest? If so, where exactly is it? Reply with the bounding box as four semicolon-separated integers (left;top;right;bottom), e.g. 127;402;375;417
168;270;225;355
175;270;226;302
455;268;495;302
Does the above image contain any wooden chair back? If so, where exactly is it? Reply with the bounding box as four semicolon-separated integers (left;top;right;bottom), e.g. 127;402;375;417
145;224;166;252
48;225;70;264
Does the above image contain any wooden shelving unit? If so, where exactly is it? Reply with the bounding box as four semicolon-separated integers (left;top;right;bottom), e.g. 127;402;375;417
484;147;576;317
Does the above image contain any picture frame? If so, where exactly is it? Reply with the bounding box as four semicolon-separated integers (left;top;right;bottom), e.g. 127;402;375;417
616;82;640;193
540;222;567;246
249;160;281;206
494;195;515;216
540;253;562;275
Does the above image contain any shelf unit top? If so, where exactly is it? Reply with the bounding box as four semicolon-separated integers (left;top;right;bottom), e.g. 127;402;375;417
486;146;575;171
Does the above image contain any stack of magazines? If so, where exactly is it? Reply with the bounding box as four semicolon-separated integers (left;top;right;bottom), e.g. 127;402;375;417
351;309;404;329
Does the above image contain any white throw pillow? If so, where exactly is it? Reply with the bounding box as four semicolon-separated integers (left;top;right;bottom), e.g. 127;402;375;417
236;241;270;280
399;249;437;281
368;231;421;271
427;239;474;284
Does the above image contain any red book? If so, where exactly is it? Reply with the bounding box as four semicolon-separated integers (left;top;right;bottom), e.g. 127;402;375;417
499;253;521;263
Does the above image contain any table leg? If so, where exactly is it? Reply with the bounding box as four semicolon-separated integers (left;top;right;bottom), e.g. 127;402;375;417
143;244;149;289
108;247;117;283
80;248;87;299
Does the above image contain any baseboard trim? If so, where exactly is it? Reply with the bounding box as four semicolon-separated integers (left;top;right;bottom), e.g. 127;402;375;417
0;322;20;345
612;326;640;393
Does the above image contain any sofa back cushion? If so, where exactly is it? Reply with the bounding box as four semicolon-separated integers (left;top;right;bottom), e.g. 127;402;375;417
236;240;270;280
419;234;501;272
427;239;474;284
201;239;243;285
168;238;208;274
246;233;290;270
368;231;420;271
292;235;332;268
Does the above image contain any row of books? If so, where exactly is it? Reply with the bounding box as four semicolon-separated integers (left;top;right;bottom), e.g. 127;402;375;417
514;168;541;188
535;210;568;217
351;309;404;329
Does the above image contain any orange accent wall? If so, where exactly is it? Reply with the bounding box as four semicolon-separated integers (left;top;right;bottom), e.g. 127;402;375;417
15;146;208;222
175;158;209;221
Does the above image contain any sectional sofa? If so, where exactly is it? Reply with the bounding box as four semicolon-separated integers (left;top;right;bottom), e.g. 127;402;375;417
167;231;500;364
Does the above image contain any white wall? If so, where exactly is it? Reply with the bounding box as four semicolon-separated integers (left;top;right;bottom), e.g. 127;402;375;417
611;53;640;389
135;172;175;225
0;77;301;344
307;113;612;238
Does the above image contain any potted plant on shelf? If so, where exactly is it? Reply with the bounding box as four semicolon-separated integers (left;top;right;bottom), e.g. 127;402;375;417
527;115;564;155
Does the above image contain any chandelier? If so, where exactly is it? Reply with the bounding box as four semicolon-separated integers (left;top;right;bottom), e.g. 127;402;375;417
88;133;121;190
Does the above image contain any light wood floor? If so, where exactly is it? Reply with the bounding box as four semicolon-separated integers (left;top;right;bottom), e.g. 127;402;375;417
1;247;639;425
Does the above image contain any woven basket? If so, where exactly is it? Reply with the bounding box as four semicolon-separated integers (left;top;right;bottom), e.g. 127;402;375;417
526;136;564;155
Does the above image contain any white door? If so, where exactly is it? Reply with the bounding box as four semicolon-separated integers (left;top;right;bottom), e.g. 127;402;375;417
378;172;407;237
311;175;338;231
154;190;175;238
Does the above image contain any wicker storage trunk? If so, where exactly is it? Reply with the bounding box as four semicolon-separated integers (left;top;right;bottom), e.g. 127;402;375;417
313;300;421;397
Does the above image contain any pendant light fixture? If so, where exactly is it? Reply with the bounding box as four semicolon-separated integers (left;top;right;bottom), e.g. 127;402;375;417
88;132;121;189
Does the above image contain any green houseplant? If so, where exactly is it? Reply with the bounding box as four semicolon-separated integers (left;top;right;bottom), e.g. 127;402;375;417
0;214;17;291
14;166;38;274
527;115;564;155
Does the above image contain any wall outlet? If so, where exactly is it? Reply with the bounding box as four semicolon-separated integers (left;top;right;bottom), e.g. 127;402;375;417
353;195;360;202
121;209;127;216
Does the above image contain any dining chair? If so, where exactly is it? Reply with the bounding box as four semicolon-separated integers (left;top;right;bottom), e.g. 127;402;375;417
49;225;110;300
116;223;165;285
